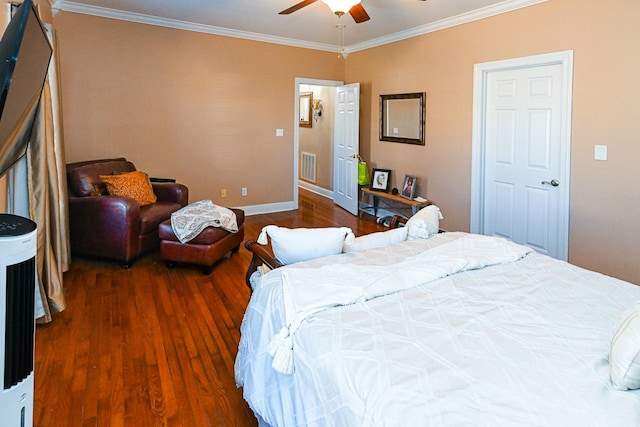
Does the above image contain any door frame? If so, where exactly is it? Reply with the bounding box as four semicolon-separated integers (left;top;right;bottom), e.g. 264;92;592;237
470;50;574;260
294;77;343;209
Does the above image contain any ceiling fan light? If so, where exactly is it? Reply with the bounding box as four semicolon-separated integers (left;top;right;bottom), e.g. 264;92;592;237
322;0;361;15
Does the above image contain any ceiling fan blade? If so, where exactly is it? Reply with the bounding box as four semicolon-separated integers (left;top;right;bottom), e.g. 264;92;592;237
279;0;319;15
349;3;370;23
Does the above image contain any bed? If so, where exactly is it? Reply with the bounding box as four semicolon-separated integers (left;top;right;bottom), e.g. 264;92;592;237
235;220;640;426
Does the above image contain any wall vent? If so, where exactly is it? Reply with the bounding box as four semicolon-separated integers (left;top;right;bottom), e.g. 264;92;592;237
301;151;316;183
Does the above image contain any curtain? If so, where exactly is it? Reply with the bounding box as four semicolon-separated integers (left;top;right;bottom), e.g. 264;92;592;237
26;25;69;321
3;2;69;322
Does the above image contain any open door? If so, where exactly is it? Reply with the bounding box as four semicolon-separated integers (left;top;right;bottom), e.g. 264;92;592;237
333;83;360;215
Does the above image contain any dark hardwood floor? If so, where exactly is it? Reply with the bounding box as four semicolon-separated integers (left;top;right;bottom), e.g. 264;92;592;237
34;189;385;426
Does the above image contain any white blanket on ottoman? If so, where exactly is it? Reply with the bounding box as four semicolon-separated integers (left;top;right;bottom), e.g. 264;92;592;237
170;199;238;243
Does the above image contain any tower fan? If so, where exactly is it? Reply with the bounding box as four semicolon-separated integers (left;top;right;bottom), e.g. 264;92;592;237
0;214;37;426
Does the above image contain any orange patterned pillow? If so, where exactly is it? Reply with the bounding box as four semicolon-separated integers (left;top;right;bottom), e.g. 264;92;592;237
99;171;157;206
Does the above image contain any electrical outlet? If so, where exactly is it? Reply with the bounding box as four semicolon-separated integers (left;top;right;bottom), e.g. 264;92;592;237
221;189;227;198
241;187;247;196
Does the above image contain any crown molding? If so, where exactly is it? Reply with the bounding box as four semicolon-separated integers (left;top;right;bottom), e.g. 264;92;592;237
50;0;340;53
51;0;547;55
348;0;548;53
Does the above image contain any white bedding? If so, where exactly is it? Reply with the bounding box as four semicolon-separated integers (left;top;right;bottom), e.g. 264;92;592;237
235;232;640;426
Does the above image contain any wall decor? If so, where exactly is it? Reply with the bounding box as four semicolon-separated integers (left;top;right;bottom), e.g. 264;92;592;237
299;91;312;128
380;92;425;145
312;98;323;122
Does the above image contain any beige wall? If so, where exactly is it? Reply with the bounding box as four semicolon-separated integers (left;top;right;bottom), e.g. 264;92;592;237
53;12;344;206
299;84;335;190
346;0;640;284
53;0;640;284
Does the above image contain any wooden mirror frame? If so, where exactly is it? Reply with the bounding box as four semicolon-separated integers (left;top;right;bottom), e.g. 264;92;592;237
379;92;425;145
299;91;312;128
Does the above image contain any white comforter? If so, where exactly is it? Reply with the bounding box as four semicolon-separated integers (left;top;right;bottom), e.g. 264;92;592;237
235;232;640;426
270;234;531;374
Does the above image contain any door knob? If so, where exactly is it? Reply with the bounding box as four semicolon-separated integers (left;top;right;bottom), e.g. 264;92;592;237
541;179;559;187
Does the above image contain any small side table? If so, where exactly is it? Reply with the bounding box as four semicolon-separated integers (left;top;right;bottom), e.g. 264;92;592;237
360;187;432;218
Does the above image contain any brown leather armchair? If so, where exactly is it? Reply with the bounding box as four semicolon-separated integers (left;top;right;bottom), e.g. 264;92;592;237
66;158;189;267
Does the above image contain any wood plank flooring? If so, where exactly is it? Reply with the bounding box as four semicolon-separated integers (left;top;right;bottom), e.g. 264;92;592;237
34;189;385;426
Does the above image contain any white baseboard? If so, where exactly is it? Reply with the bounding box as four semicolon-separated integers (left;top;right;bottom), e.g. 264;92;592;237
298;181;333;199
236;183;333;216
236;200;297;216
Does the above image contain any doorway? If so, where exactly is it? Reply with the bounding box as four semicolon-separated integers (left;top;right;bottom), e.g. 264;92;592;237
297;83;337;198
470;51;574;260
294;78;342;209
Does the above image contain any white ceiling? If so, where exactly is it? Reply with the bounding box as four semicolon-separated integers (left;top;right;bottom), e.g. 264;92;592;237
51;0;546;54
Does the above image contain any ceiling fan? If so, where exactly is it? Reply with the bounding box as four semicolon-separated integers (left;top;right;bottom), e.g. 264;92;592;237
279;0;427;24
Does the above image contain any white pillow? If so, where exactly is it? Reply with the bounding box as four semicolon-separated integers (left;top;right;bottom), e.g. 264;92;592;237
610;301;640;390
257;225;354;265
343;227;408;253
405;205;443;240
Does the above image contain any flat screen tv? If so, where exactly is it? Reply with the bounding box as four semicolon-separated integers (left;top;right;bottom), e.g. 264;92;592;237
0;0;52;177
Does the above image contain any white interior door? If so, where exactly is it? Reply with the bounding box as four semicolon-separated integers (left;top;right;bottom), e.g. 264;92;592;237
333;83;360;215
472;51;573;260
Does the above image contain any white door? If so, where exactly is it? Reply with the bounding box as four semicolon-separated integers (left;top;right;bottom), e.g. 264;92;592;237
333;83;360;215
472;51;573;260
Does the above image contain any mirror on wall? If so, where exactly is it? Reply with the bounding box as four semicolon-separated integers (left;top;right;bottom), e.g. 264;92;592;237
379;92;425;145
299;91;312;128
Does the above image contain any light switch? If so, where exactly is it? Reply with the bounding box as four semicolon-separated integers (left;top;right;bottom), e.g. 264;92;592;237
594;145;607;161
276;128;284;137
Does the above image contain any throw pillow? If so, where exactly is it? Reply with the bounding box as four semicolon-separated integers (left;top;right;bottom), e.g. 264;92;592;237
99;171;157;206
343;227;408;253
405;205;443;240
257;225;354;265
610;301;640;390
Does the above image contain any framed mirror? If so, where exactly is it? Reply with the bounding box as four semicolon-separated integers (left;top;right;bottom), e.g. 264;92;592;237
380;92;425;145
299;91;312;128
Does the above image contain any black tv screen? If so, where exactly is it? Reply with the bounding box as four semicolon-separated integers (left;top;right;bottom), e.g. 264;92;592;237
0;0;52;177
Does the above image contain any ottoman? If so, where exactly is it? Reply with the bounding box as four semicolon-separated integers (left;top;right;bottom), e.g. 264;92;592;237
158;208;245;274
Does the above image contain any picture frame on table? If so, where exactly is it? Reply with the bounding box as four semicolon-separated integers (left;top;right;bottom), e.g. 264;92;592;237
400;174;418;200
370;168;391;192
